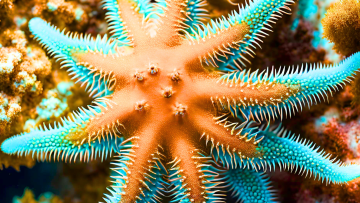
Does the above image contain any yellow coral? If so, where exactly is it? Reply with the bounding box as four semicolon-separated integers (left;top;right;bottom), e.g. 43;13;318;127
324;0;360;105
20;46;51;76
322;0;360;56
14;188;63;203
0;0;14;28
0;30;51;127
0;47;21;75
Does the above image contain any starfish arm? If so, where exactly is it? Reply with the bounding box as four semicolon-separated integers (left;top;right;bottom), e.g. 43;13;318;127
76;90;147;144
73;51;134;89
191;111;259;160
179;20;250;67
257;125;360;184
218;168;277;203
167;137;213;203
104;142;168;203
0;88;142;162
153;0;209;40
151;0;208;32
216;0;295;71
168;151;225;202
110;126;161;202
115;0;153;47
29;18;117;97
183;0;209;33
102;0;154;45
150;0;187;47
102;0;131;44
103;0;153;45
1;105;124;162
195;52;360;122
181;0;294;71
212;121;360;184
151;0;167;16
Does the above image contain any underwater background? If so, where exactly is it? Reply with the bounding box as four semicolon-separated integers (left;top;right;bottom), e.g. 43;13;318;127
2;0;360;202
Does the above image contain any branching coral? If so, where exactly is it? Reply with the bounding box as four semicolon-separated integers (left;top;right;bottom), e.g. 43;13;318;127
24;82;74;131
0;29;51;133
3;0;360;202
0;0;95;32
0;0;97;174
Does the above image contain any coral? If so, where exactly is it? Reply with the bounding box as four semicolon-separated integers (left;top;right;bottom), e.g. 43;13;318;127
352;71;360;105
314;114;360;161
332;179;360;203
32;0;87;25
0;28;51;170
24;82;74;131
0;92;21;129
0;0;101;175
60;160;112;203
3;0;360;202
13;188;63;203
322;118;355;160
0;144;34;171
0;0;15;29
276;19;320;64
0;0;99;32
0;29;51;133
322;0;360;57
294;0;341;62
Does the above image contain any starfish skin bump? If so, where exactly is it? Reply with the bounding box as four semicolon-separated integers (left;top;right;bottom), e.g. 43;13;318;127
3;0;360;202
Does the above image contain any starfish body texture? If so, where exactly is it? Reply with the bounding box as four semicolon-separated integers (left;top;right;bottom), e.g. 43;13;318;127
3;0;360;202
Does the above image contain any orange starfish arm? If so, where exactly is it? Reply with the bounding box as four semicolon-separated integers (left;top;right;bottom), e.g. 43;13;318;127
73;51;135;88
118;127;160;202
168;136;206;203
117;0;149;46
190;110;259;159
193;76;292;106
192;74;300;121
152;0;186;47
69;90;146;144
178;23;250;66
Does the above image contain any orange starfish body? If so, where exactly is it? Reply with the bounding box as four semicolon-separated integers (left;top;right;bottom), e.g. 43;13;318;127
3;0;360;202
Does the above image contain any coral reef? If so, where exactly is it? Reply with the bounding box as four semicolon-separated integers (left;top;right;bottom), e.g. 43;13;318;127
59;160;112;203
0;29;51;132
0;0;98;172
24;81;74;131
0;148;34;171
13;188;63;203
295;0;340;62
322;0;360;57
0;28;52;170
2;0;360;203
0;0;15;29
